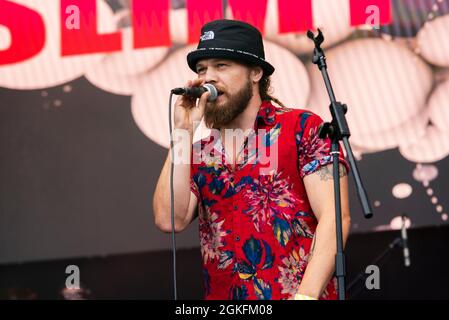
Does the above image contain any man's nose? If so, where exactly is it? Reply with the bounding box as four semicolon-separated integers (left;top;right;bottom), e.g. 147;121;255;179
204;68;218;83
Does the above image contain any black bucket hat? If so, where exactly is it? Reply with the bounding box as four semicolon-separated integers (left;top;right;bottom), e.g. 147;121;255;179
187;19;275;76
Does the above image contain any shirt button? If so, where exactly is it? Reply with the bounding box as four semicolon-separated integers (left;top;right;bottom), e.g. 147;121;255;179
235;236;240;241
234;206;238;210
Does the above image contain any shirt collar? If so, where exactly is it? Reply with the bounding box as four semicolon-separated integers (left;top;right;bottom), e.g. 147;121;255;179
256;100;277;126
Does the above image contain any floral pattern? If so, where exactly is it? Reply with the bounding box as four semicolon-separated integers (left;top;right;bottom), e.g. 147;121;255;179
243;171;295;233
199;205;228;264
190;101;349;300
277;246;310;296
234;236;274;300
297;115;334;178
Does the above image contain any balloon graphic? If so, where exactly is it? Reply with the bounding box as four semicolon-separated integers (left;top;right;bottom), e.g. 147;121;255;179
399;126;449;163
307;38;433;154
428;80;449;134
418;15;449;67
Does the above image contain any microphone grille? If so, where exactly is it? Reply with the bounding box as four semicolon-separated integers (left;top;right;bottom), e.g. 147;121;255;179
204;83;218;101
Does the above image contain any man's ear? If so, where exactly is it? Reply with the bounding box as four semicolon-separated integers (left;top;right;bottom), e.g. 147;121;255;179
251;66;263;83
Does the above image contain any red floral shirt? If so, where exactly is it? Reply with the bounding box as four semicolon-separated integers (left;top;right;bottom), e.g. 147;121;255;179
190;101;348;300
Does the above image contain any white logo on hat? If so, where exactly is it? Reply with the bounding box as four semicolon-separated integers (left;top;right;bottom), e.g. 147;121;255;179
200;31;215;41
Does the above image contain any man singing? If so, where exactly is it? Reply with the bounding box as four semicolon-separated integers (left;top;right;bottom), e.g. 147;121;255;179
153;19;351;300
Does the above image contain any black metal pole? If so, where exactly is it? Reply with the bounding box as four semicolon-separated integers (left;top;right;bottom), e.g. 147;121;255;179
307;29;373;300
342;138;373;217
332;140;346;300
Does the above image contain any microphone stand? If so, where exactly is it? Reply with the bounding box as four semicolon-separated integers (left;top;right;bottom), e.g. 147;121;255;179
307;29;373;300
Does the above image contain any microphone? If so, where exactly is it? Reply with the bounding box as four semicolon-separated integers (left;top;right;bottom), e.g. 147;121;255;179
401;214;411;267
171;83;218;101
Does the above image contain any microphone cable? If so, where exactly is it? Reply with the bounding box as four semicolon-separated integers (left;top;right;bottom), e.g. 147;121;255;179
166;85;216;300
168;92;178;300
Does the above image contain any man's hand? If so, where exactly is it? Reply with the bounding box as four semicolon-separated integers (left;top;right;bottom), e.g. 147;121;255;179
173;78;210;133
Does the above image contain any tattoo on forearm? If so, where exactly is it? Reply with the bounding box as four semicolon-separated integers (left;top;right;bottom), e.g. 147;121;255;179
317;164;348;181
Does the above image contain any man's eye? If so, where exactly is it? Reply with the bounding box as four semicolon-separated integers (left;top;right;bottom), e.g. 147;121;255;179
197;68;205;73
217;63;227;68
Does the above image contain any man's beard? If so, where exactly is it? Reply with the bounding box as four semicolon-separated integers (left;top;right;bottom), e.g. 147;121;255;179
204;80;253;129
